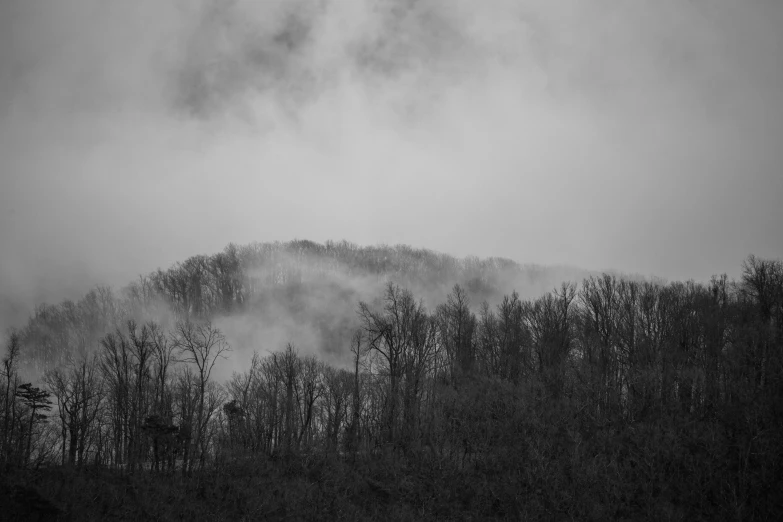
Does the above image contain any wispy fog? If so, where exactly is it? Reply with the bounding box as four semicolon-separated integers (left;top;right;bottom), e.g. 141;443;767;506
2;0;782;330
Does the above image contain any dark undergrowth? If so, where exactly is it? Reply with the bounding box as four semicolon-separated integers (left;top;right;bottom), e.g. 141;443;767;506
2;423;781;522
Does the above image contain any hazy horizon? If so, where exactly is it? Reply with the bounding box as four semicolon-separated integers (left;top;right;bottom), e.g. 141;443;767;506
2;0;782;328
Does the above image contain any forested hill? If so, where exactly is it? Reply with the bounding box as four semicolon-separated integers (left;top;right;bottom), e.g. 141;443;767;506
2;243;782;519
14;240;594;372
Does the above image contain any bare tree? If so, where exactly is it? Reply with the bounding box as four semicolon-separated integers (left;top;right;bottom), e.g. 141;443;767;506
2;330;21;464
495;292;528;382
150;322;176;418
99;329;132;469
224;351;260;451
172;320;231;473
270;344;299;456
127;321;154;471
526;282;577;397
359;282;431;450
322;366;352;455
436;285;477;383
346;330;365;457
44;354;103;467
295;354;323;449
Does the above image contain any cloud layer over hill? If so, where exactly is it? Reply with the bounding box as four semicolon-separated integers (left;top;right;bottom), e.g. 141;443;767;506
1;0;782;331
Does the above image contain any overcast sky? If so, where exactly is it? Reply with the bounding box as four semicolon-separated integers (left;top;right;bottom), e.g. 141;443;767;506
1;0;782;321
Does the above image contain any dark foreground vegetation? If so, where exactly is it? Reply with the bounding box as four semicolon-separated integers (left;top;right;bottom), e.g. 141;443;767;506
1;241;782;520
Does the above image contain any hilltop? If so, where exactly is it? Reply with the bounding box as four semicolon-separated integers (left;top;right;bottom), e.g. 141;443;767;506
15;239;595;372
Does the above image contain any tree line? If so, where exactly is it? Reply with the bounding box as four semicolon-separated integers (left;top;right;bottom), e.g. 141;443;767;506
1;247;781;519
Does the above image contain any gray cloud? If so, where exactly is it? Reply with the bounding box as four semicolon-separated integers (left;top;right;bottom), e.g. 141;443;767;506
1;0;782;332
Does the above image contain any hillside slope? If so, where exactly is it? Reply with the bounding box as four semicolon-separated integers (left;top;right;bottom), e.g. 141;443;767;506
2;243;781;520
16;239;594;371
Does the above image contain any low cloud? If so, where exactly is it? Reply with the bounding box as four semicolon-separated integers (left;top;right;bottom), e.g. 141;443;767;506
1;0;782;333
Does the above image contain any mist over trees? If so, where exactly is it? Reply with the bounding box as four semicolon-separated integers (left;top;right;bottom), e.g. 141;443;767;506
1;241;781;520
11;240;591;374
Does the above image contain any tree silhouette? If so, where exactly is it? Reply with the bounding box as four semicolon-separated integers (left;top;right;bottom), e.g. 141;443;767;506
16;383;52;466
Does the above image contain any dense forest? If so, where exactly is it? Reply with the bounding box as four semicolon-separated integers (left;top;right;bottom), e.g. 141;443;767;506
1;240;781;520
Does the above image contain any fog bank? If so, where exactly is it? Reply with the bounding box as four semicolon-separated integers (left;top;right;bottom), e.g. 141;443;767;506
2;0;782;332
